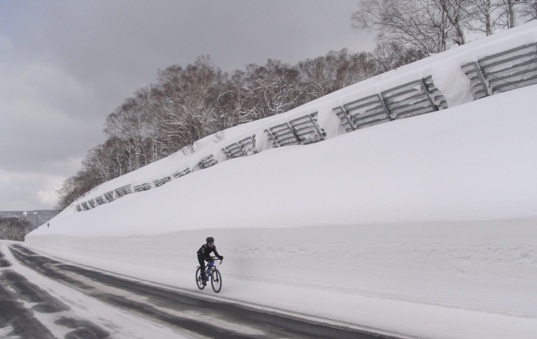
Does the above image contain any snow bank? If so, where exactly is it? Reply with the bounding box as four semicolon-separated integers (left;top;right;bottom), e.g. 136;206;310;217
25;23;537;338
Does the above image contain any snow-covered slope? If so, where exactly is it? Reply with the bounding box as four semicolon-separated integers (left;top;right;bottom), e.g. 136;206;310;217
25;23;537;339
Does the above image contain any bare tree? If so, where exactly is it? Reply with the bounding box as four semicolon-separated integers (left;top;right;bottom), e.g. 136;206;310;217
353;0;471;55
442;0;470;45
502;0;537;24
210;70;256;133
56;173;96;210
500;0;518;27
0;217;30;241
518;0;537;21
460;0;535;36
494;0;536;28
299;49;377;100
156;56;228;152
372;41;425;73
465;0;498;35
243;59;306;120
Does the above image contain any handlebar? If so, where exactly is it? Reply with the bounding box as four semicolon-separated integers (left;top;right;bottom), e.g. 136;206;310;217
208;257;223;264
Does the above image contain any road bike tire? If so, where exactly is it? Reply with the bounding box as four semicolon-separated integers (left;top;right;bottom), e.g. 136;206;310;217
211;269;222;293
195;267;205;290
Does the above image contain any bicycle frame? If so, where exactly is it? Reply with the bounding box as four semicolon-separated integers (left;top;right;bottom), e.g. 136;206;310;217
205;260;215;280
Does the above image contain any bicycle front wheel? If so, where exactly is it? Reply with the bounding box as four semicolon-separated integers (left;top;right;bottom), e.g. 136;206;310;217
211;269;222;293
195;267;205;290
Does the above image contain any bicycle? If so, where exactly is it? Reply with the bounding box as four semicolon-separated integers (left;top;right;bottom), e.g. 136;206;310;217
196;257;223;293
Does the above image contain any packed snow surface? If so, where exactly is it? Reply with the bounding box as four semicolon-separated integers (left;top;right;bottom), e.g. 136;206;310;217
26;23;537;338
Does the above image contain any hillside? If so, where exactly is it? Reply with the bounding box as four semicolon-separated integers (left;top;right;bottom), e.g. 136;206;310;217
25;23;537;339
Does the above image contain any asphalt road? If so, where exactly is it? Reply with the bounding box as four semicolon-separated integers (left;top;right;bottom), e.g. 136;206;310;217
1;245;399;339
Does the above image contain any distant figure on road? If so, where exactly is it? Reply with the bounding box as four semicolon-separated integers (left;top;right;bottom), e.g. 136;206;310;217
197;237;223;285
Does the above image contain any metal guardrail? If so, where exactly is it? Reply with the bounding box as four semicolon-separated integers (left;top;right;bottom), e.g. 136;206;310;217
115;185;132;198
173;168;191;179
222;136;257;159
334;75;447;132
461;43;537;100
104;191;115;202
265;112;326;147
154;177;171;187
95;196;106;206
382;76;447;119
198;155;218;169
134;183;152;192
334;94;391;132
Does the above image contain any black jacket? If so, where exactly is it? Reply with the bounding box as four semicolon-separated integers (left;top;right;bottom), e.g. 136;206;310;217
197;244;221;260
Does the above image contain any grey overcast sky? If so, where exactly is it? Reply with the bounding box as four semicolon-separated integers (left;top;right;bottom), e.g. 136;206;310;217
0;0;375;211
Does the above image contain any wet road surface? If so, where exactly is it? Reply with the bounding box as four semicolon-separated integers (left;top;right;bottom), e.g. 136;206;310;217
0;247;109;339
1;245;400;338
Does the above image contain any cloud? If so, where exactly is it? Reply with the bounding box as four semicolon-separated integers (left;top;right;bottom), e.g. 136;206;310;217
0;59;103;171
37;175;66;208
0;157;82;211
0;0;374;210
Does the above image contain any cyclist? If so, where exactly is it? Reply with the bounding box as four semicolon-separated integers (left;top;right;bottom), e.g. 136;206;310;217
197;237;224;285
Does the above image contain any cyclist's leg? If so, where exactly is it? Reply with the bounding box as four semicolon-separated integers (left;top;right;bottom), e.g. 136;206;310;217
197;255;206;281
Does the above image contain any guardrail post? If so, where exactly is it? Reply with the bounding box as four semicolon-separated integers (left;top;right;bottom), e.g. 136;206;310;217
473;60;491;97
307;113;326;140
377;94;394;121
288;123;302;145
338;106;356;131
420;78;438;111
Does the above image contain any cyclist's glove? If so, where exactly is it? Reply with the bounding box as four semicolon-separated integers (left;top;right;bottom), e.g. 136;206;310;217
218;255;224;260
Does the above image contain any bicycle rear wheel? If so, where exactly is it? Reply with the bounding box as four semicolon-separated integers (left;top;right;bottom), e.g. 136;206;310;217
195;267;205;290
211;269;222;293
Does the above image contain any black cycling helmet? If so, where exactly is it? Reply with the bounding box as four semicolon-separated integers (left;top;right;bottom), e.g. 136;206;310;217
206;237;214;243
